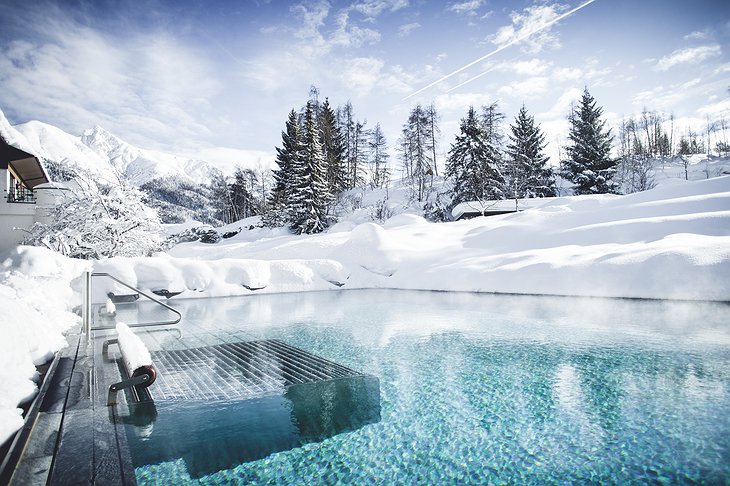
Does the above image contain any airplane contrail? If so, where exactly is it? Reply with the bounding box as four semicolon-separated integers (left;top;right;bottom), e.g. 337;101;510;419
402;0;598;101
446;64;500;93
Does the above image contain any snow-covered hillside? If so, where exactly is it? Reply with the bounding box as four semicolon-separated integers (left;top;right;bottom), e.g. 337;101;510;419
78;125;214;185
159;175;730;301
1;107;272;186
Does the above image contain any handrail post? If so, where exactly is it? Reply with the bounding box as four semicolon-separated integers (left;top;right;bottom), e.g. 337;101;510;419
87;272;182;330
82;270;92;345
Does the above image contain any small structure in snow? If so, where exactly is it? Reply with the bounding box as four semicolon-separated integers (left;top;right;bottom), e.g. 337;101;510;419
451;197;558;221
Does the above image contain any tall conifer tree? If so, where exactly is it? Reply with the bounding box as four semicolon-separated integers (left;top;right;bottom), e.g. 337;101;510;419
506;105;556;198
446;106;505;205
319;98;347;197
263;109;301;227
289;102;329;234
560;87;617;194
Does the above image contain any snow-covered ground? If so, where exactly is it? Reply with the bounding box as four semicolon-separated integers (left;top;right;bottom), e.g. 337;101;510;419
2;174;730;446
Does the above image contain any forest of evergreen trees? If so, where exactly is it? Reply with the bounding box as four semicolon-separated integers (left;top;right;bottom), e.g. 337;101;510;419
150;84;729;234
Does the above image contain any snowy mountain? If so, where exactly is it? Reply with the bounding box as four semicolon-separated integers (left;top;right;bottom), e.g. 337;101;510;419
13;120;118;184
0;107;269;187
78;125;215;185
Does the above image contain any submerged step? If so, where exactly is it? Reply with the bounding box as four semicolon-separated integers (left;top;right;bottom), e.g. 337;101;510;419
148;339;365;401
121;339;381;476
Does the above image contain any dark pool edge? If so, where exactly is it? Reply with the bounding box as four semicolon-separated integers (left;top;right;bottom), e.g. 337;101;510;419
0;331;80;485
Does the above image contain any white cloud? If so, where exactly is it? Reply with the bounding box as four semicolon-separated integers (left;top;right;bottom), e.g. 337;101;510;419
398;22;421;37
376;64;417;94
507;58;551;76
0;10;218;151
433;92;497;114
655;44;722;71
490;3;567;54
498;76;549;99
331;11;382;48
696;98;730;118
681;78;702;89
351;0;409;18
631;85;688;112
552;66;583;82
714;62;730;74
290;1;330;41
449;0;485;15
540;86;583;120
684;30;709;41
342;57;385;94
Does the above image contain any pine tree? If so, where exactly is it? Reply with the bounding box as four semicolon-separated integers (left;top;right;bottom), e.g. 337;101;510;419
264;109;301;227
446;106;505;205
319;98;347;197
560;87;617;194
506;105;556;198
289;102;329;234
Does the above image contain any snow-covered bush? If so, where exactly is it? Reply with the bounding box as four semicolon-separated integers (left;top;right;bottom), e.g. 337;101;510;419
23;176;162;259
165;225;223;246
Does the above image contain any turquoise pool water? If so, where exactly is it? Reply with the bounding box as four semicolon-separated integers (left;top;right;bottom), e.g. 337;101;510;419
127;290;730;484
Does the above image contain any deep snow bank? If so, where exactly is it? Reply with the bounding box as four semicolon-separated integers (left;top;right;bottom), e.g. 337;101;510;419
0;247;87;445
164;176;730;301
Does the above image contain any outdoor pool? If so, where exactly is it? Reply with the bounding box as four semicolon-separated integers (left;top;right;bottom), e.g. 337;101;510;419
121;290;730;484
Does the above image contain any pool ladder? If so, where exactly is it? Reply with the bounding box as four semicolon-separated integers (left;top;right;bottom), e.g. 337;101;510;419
81;271;182;344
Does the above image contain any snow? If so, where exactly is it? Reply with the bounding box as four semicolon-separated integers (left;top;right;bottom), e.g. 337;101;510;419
0;247;87;445
116;322;153;373
1;174;729;446
0;107;243;187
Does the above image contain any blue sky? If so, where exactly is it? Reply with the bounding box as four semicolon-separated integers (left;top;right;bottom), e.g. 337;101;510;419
1;0;729;169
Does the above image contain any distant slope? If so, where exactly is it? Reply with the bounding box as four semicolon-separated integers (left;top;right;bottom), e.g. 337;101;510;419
0;106;275;187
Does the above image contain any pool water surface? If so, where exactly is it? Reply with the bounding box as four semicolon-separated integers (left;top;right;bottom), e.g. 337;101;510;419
123;290;730;484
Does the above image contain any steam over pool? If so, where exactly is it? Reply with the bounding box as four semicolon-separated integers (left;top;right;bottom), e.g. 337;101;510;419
129;290;730;484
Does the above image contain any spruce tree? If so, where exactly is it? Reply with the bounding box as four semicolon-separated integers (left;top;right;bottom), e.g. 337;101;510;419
289;102;329;234
506;105;556;198
319;98;347;197
264;110;301;227
446;106;505;206
560;88;617;194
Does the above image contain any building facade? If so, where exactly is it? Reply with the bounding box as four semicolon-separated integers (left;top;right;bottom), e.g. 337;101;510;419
0;138;66;254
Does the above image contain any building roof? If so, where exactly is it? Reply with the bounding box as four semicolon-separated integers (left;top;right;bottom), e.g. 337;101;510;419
0;138;49;189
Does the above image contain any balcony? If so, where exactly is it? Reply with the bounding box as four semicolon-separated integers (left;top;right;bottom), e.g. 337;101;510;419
6;185;36;204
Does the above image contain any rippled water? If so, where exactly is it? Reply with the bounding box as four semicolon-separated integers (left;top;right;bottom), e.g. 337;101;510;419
130;290;730;484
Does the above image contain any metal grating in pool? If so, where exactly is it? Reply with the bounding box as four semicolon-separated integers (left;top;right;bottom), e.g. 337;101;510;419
149;339;362;401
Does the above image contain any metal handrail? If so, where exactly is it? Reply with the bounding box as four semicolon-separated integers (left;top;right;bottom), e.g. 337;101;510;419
83;272;182;337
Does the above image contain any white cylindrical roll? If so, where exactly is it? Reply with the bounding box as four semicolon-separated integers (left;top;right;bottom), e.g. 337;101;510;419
116;322;153;376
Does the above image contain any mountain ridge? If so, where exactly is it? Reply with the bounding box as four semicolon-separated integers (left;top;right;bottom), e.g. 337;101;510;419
0;107;273;186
